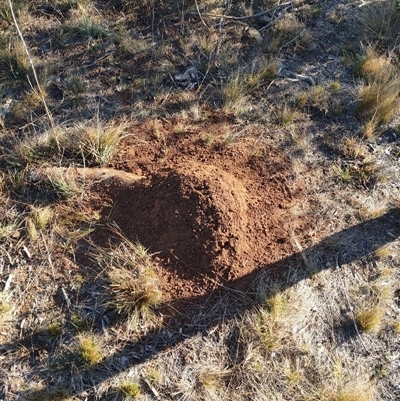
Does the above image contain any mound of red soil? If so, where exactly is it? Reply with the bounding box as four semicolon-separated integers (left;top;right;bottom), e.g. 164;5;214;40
101;163;249;293
89;126;304;300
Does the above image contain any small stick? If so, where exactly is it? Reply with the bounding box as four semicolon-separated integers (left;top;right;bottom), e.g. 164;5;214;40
259;5;292;32
4;274;13;292
194;0;209;28
141;373;160;399
279;29;307;52
41;232;55;278
22;245;31;259
286;69;315;86
1;247;13;266
61;286;72;309
8;0;55;129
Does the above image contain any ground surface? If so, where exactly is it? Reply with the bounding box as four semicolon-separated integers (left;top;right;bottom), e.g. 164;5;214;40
1;0;400;400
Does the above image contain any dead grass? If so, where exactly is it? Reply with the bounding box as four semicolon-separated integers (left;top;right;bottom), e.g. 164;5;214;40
222;73;247;112
247;57;279;89
355;306;385;332
323;385;373;401
353;273;395;333
67;120;130;166
359;0;400;50
0;1;400;400
355;47;400;133
277;103;300;125
0;40;30;82
62;73;87;101
268;15;308;52
92;227;162;321
0;293;12;319
295;84;332;112
46;171;83;199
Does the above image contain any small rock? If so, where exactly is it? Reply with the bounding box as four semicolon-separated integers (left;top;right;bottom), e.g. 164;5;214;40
174;66;199;90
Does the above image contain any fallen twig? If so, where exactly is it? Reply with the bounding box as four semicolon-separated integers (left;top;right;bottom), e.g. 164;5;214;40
279;29;307;51
259;5;292;32
194;0;209;28
61;286;72;309
4;274;13;292
286;70;315;86
8;0;55;130
141;372;160;399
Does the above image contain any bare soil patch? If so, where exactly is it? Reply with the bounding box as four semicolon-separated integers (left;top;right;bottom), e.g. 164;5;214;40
88;122;306;300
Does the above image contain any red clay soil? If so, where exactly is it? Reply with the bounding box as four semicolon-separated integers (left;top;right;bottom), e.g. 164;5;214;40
88;119;306;300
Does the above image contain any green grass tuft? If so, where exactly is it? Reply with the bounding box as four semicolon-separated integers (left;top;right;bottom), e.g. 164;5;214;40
119;381;141;399
77;334;102;366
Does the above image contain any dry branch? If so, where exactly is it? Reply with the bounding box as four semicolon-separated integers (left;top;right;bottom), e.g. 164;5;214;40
7;0;55;129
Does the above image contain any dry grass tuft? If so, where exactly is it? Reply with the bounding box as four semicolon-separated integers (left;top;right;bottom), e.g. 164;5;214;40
353;271;395;333
356;80;400;124
246;284;298;351
3;128;68;167
64;3;109;42
46;321;63;338
355;306;385;332
247;57;279;89
268;15;307;52
24;87;49;108
68;120;130;166
374;244;393;259
295;84;331;112
278;103;300;125
222;73;247;112
118;34;151;55
340;137;366;160
92;228;162;320
46;171;83;199
355;47;400;130
26;205;53;240
63;73;87;101
0;219;21;240
354;47;392;83
0;293;12;320
332;164;352;184
358;205;387;221
324;385;373;401
0;40;30;82
32;205;53;230
174;360;230;400
106;262;162;317
359;1;400;49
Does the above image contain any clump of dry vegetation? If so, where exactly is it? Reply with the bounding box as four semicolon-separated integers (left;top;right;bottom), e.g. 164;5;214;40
91;227;162;323
358;0;400;49
354;47;400;137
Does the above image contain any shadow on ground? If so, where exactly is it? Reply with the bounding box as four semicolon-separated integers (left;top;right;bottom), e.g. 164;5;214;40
6;207;400;399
